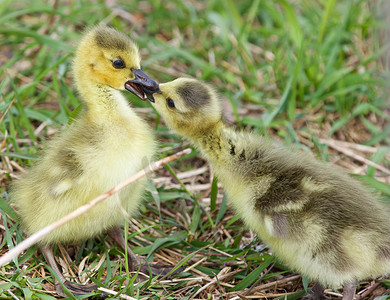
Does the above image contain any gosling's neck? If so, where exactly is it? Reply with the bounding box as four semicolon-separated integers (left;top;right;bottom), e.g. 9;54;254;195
185;121;232;165
74;75;133;122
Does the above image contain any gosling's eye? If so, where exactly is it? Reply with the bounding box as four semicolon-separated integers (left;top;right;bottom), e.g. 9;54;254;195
167;98;175;108
112;59;125;69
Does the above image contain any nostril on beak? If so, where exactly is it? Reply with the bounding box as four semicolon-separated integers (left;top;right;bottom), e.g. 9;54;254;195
130;68;159;90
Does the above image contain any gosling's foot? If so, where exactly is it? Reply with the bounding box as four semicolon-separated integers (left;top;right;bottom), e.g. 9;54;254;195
55;280;97;297
139;262;184;277
302;282;330;300
342;280;357;300
302;293;330;300
108;227;184;277
41;245;99;297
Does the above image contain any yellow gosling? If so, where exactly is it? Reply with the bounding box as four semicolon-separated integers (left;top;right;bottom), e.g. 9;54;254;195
148;77;390;300
10;25;158;297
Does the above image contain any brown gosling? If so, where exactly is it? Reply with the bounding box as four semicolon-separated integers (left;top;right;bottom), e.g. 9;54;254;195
10;25;160;297
146;77;390;300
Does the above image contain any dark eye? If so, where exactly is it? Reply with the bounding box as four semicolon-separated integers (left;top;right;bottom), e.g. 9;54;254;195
112;59;125;69
167;98;175;108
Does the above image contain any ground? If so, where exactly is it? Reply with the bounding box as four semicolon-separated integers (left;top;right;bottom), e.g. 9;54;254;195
0;0;389;299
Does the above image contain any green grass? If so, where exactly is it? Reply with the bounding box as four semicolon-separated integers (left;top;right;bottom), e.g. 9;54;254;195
1;0;389;299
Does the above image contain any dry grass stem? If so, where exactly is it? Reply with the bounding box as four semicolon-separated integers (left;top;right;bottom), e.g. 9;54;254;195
320;138;390;158
98;287;138;300
245;274;302;293
322;140;390;175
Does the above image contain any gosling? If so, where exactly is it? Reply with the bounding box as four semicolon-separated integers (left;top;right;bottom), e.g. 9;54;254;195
10;25;160;297
147;77;390;300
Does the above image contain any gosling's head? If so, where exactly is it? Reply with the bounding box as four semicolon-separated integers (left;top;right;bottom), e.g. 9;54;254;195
73;24;159;100
151;78;222;137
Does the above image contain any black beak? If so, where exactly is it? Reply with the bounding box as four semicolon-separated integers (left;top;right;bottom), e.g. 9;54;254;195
125;69;161;102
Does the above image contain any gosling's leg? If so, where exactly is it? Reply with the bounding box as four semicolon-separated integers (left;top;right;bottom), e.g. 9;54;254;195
108;227;139;271
41;245;97;297
302;282;330;300
342;280;357;300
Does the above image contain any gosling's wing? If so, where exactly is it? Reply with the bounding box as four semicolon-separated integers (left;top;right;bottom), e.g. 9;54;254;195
35;129;87;198
38;154;81;199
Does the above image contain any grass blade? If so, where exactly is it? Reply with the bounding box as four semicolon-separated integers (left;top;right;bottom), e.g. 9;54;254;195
230;256;274;291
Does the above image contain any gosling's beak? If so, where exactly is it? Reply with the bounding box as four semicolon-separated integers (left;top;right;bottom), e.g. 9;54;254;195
125;69;161;102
